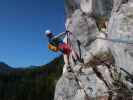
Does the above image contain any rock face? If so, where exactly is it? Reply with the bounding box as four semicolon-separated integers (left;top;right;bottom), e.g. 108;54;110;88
109;0;133;74
54;0;133;100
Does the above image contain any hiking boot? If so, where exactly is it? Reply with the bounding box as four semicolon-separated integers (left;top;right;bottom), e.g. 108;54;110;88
67;65;72;72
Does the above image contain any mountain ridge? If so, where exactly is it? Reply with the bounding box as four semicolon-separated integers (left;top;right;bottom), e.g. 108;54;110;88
0;56;63;100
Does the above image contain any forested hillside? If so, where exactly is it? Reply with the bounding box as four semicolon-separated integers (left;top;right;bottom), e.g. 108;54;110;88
0;56;63;100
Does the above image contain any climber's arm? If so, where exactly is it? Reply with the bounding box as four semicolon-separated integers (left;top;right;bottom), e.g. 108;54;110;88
52;32;66;40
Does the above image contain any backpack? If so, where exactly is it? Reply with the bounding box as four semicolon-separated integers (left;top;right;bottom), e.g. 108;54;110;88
48;43;60;52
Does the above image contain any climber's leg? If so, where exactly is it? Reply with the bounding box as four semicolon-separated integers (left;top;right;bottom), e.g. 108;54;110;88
59;42;71;64
63;54;72;73
63;64;68;74
64;54;72;72
63;55;68;73
63;54;69;65
59;42;72;73
62;49;71;73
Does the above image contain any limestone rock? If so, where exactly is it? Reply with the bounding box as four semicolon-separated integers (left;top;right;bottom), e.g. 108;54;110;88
54;0;133;99
108;0;133;75
65;0;79;17
80;0;95;15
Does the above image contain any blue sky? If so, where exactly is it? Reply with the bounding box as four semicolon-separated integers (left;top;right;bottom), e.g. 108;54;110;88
0;0;65;68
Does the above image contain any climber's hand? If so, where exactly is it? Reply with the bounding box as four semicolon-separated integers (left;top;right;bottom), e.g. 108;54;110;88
65;30;72;35
65;30;70;33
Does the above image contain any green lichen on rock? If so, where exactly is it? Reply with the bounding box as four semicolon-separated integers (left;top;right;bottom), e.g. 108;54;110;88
88;51;115;67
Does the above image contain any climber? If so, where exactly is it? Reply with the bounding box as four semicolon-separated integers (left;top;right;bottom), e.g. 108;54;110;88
45;30;79;73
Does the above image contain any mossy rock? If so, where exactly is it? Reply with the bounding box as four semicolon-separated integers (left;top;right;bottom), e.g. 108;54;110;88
88;51;115;67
